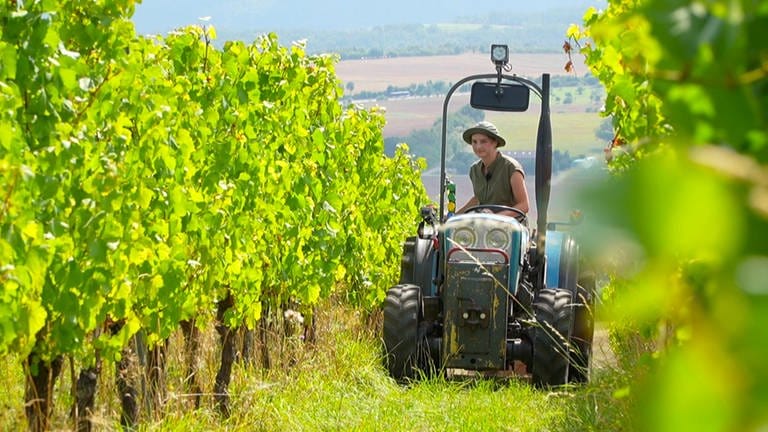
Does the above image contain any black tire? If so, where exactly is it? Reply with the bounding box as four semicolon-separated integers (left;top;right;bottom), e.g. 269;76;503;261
531;288;574;387
557;234;595;384
383;284;435;381
569;270;596;383
399;237;437;295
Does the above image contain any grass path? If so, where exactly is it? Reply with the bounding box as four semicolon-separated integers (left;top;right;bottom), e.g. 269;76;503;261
0;303;625;431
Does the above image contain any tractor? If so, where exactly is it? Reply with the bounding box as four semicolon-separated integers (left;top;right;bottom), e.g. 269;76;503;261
382;44;596;386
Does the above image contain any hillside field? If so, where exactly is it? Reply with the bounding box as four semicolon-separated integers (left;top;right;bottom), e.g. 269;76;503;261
335;52;607;157
335;52;588;93
487;109;606;156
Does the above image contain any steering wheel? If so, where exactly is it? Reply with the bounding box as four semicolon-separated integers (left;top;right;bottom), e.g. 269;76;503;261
464;204;528;223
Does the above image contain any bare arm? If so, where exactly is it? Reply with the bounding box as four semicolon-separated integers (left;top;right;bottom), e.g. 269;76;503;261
510;171;530;212
497;171;529;217
457;196;479;213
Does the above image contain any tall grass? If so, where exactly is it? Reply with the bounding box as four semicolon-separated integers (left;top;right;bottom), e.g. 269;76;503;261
0;301;631;431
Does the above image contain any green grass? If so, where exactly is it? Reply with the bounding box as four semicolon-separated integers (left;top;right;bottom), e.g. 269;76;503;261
487;109;607;157
481;84;608;156
0;354;25;428
0;303;631;431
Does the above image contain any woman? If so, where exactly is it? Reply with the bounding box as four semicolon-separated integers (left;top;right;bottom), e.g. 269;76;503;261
456;121;530;219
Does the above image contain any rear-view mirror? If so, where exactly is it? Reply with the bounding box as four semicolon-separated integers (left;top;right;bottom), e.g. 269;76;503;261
470;82;530;112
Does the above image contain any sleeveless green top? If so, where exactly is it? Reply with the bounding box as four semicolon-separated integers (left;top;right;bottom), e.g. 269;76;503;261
468;152;525;207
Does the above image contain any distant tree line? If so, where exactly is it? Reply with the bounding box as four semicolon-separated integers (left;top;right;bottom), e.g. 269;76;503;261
230;12;588;59
315;4;598;59
345;75;600;101
384;104;578;174
311;23;563;59
345;81;469;101
384;104;482;168
513;150;576;176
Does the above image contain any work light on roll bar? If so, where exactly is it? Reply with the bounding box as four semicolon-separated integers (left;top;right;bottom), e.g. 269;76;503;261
490;44;509;66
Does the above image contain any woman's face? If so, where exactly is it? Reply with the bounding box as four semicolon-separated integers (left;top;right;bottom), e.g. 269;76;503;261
470;133;497;158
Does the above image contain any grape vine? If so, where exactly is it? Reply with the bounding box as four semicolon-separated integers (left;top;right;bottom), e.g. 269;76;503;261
568;0;768;430
0;0;426;399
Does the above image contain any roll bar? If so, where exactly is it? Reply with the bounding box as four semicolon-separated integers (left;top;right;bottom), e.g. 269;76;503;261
438;72;552;267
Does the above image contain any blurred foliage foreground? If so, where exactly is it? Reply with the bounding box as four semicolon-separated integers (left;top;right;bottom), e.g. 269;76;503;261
565;0;768;431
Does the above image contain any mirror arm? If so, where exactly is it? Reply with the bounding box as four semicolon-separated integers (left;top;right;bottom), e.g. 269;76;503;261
495;64;504;100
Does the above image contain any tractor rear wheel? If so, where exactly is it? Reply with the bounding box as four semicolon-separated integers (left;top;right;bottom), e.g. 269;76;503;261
383;284;435;381
531;288;574;387
569;270;596;383
553;234;595;384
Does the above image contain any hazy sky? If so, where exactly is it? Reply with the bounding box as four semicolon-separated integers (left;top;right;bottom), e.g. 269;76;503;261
132;0;605;34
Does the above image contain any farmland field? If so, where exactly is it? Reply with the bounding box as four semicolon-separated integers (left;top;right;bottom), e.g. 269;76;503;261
487;109;606;156
368;97;605;155
335;52;589;93
336;52;607;156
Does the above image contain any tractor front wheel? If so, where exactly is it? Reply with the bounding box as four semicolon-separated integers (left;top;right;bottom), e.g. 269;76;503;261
383;284;435;381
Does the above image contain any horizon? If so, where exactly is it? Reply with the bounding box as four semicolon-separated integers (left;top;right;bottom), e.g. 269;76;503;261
131;0;607;37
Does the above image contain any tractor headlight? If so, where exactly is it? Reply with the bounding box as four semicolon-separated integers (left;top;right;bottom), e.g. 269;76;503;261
485;228;510;249
453;227;477;248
